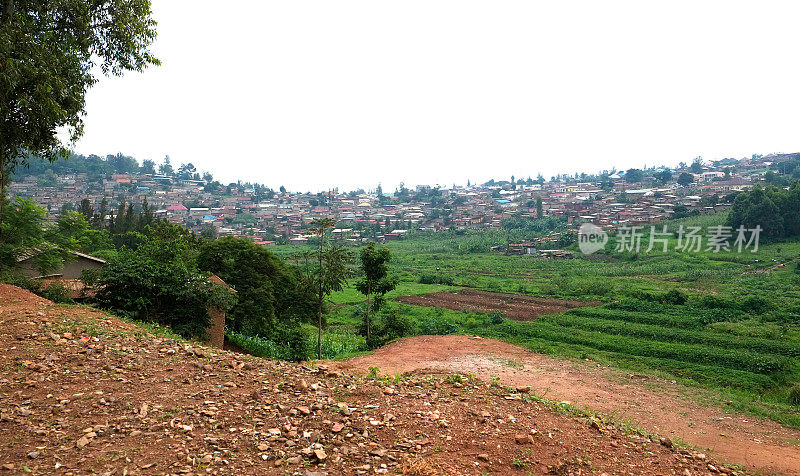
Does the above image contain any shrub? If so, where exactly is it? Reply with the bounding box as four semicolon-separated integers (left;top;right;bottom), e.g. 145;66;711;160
662;289;687;305
489;311;506;324
363;307;414;349
419;316;458;335
418;273;454;286
740;295;772;314
789;384;800;406
275;324;313;361
697;294;737;310
37;282;75;304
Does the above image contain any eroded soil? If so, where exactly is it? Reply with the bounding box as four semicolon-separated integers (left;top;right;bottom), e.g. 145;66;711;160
333;335;800;475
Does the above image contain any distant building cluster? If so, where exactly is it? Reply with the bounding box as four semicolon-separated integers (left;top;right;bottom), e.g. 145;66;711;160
9;153;792;245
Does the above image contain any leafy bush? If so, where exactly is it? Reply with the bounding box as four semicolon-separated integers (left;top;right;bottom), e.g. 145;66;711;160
274;324;313;361
489;311;506;324
37;282;75;304
419;316;458;335
740;295;772;314
95;235;236;338
418;273;454;286
662;289;687;305
697;294;738;310
789;384;800;406
362;307;414;349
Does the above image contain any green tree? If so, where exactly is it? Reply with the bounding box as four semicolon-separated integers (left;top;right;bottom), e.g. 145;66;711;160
78;198;94;222
727;183;800;239
0;0;159;224
158;156;174;176
654;169;672;184
198;237;314;337
536;196;543;218
677;172;694;187
355;242;396;343
304;218;351;358
140;159;156;175
177;162;197;180
624;168;644;183
690;157;704;174
0;197;62;274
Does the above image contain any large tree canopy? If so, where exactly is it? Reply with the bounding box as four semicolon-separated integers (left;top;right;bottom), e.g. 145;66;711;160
0;0;159;195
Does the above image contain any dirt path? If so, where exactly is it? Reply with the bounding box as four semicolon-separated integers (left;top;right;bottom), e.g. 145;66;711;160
332;335;800;475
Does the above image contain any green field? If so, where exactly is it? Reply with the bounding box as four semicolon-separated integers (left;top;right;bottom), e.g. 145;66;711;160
270;212;800;428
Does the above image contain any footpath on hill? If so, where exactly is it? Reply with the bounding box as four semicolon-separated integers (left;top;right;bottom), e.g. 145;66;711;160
333;335;800;476
0;283;733;475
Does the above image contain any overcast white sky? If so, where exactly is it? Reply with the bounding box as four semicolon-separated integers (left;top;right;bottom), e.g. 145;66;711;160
74;1;800;192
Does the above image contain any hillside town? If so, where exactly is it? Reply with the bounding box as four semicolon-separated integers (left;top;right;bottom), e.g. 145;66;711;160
8;153;797;246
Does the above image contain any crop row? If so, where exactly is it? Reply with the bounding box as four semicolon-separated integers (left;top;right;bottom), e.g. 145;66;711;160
568;307;706;329
555;313;800;357
512;335;775;390
504;321;790;375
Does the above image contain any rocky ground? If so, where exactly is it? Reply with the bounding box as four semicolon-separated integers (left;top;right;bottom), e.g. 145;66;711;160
0;284;737;475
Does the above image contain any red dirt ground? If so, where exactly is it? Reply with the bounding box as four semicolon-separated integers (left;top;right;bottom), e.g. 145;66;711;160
395;289;599;321
0;284;730;475
333;335;800;475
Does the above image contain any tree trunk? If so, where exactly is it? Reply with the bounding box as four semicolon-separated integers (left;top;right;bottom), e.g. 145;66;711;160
317;290;323;360
0;151;6;242
316;228;324;360
365;284;372;342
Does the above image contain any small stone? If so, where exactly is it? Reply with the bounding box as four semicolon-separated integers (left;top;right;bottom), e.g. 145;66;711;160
477;454;490;462
313;449;327;461
27;451;40;459
331;422;345;433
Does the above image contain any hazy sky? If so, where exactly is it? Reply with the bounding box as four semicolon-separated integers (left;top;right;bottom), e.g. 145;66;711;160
74;1;800;192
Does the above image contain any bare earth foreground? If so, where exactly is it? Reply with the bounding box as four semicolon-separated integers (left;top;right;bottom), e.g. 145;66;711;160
1;285;733;476
333;335;800;475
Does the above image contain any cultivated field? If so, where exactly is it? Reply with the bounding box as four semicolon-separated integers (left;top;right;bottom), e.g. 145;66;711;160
396;288;598;320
